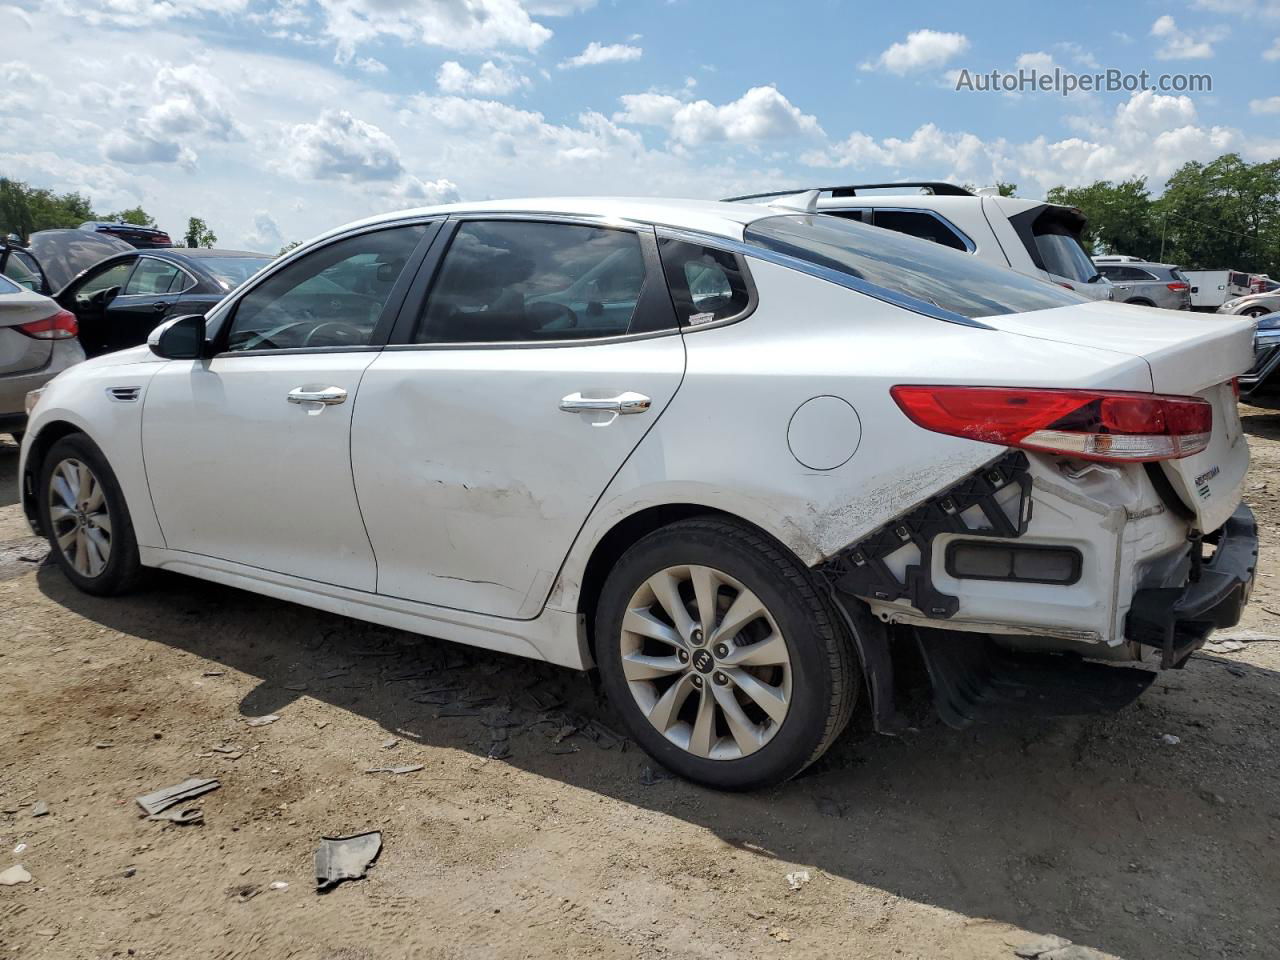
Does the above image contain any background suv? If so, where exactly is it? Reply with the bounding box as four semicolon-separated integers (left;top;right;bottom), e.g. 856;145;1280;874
725;182;1114;300
1093;258;1192;310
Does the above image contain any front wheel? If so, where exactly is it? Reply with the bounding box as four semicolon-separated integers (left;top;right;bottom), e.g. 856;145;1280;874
38;433;143;596
595;517;859;790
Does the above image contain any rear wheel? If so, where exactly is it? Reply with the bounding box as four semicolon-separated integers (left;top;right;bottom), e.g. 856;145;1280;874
38;434;142;596
595;517;858;790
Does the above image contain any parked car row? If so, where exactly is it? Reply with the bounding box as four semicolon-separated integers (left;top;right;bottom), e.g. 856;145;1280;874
16;194;1258;789
0;230;270;437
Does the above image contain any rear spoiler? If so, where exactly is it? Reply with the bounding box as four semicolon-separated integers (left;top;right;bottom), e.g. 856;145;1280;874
724;181;975;203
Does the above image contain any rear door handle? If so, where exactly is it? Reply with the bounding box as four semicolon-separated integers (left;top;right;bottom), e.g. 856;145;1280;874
559;391;651;415
288;386;348;406
153;301;168;311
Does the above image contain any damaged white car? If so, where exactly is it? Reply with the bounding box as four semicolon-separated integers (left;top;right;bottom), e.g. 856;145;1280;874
19;198;1258;789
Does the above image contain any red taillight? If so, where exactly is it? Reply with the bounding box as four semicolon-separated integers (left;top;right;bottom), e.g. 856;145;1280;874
890;385;1213;463
1167;282;1189;292
16;309;78;340
1232;377;1240;400
1056;282;1075;291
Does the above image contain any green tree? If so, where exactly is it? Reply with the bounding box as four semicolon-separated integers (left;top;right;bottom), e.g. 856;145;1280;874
184;216;217;249
0;176;97;238
1046;177;1160;259
1152;154;1280;275
106;205;157;227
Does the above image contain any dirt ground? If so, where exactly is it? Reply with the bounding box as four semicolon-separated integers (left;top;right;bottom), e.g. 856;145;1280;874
1;417;1278;960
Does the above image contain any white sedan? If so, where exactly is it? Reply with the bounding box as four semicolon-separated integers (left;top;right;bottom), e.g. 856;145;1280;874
19;197;1259;789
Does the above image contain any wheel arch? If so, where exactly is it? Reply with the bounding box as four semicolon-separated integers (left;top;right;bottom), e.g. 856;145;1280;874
20;418;88;536
571;502;813;666
1125;297;1156;307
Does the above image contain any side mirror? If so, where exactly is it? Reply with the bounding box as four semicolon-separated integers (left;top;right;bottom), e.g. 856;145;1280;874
149;313;207;359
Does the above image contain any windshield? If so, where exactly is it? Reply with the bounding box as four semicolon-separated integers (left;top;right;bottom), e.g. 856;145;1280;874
743;214;1084;319
195;256;272;290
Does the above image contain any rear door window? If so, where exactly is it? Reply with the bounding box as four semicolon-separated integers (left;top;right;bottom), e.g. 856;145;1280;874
871;209;969;252
744;214;1082;319
124;258;184;295
414;221;666;344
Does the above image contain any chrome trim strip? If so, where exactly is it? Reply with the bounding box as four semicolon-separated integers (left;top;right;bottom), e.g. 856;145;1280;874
654;226;995;330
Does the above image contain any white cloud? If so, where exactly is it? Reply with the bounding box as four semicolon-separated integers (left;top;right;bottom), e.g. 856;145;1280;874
354;56;387;75
1015;51;1056;71
804;91;1241;196
1150;15;1227;59
436;60;530;96
313;0;553;63
50;0;248;26
614;85;823;147
1250;95;1280;113
861;29;969;75
558;41;643;69
243;211;284;251
102;63;240;169
1053;41;1100;68
1191;0;1280;15
1265;36;1280;59
525;0;596;11
284;109;404;182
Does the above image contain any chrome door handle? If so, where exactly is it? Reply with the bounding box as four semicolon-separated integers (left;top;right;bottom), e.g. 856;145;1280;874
559;391;651;415
288;386;348;405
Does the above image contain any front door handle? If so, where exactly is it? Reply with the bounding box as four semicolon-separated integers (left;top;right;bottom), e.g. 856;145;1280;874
288;386;348;406
153;301;168;311
559;391;651;415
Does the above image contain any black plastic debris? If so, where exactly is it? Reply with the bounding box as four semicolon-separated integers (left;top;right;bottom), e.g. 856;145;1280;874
314;831;382;892
135;778;220;816
148;807;204;825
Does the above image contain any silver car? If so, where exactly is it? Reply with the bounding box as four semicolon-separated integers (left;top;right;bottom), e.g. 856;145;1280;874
0;273;85;440
1218;290;1280;319
1094;260;1192;310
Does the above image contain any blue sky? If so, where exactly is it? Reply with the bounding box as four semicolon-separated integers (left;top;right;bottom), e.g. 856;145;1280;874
2;0;1277;250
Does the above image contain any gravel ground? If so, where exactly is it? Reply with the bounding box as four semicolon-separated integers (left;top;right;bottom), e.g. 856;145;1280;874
1;418;1278;960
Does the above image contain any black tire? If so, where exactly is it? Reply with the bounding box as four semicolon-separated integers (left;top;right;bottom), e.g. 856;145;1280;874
595;517;859;790
37;433;143;596
1244;307;1270;319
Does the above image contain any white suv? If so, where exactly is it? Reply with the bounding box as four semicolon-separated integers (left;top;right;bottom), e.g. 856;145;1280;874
727;182;1114;300
20;198;1254;789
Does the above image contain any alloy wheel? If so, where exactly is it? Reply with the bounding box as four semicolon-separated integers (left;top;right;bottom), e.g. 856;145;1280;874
619;564;792;760
48;458;113;578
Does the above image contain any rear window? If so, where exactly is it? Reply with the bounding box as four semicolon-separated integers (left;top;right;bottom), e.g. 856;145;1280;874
743;214;1083;320
1030;217;1098;284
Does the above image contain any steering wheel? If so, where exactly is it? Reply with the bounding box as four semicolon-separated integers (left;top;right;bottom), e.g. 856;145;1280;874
300;320;366;347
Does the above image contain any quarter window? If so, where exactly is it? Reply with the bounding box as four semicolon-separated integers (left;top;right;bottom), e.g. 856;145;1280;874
414;221;649;344
224;225;427;352
124;258;184;295
658;239;752;325
872;210;969;252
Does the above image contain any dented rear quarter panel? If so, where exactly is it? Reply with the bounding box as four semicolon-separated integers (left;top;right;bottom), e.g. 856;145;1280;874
553;259;1157;609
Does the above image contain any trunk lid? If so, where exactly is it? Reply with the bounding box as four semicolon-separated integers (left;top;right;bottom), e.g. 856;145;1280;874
984;301;1254;532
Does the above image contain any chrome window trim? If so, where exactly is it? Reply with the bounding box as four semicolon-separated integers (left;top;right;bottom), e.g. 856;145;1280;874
869;207;977;253
655;226;995;331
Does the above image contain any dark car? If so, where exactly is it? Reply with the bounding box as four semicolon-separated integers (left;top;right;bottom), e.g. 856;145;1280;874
79;221;174;249
2;230;271;357
1239;312;1280;410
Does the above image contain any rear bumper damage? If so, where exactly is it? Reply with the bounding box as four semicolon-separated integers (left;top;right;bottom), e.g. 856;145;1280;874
1125;503;1257;668
816;456;1257;730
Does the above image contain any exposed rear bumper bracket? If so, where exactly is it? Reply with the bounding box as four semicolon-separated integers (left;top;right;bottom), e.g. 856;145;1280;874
816;450;1031;620
1126;503;1258;668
